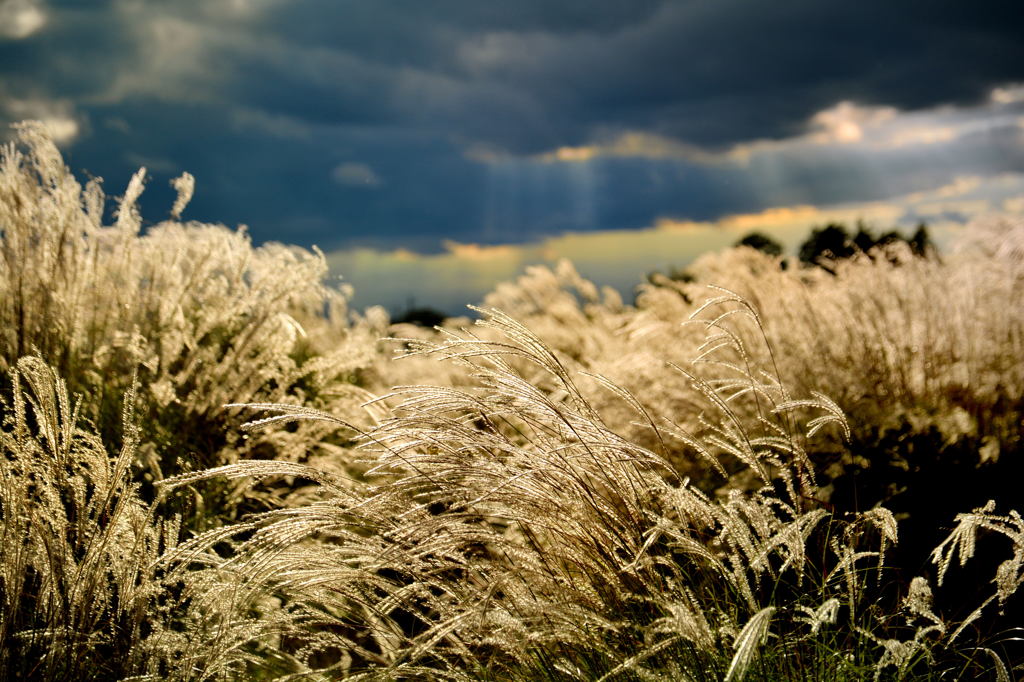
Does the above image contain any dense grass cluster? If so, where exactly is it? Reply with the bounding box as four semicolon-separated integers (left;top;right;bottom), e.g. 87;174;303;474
2;124;1023;680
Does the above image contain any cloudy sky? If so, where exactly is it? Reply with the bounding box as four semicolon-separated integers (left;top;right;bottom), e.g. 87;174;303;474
3;0;1024;311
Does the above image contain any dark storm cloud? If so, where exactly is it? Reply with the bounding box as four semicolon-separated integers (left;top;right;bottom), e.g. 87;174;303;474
232;0;1024;152
440;0;1024;151
1;0;1023;253
66;99;487;250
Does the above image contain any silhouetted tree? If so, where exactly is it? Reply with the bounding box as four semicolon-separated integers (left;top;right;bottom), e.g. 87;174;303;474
734;231;783;257
854;225;903;255
908;222;936;258
393;307;447;327
799;223;856;270
852;225;877;253
800;221;934;272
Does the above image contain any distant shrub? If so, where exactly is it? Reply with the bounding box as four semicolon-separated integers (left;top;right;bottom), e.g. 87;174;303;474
391;306;447;328
734;231;784;257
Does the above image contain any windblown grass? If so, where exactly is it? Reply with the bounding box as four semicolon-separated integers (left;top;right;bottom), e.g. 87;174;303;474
0;356;266;681
1;123;1022;679
438;226;1024;597
162;301;1022;680
0;122;386;527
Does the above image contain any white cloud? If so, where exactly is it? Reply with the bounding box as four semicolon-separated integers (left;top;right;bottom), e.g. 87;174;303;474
0;0;47;39
331;162;382;188
991;85;1024;105
2;97;79;144
808;101;898;145
515;85;1024;168
726;99;998;162
37;116;78;144
230;108;313;139
98;3;285;105
99;16;220;103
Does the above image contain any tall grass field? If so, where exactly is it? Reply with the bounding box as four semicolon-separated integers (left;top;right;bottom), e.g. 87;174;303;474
2;122;1023;680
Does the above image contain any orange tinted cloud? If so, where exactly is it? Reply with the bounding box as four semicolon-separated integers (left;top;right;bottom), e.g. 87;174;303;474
532;132;715;164
442;240;520;260
720;205;823;231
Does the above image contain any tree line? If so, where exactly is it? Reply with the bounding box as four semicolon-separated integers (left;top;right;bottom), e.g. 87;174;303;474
737;220;935;270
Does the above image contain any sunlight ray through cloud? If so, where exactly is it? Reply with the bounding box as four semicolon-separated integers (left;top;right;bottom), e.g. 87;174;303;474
330;171;1024;314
